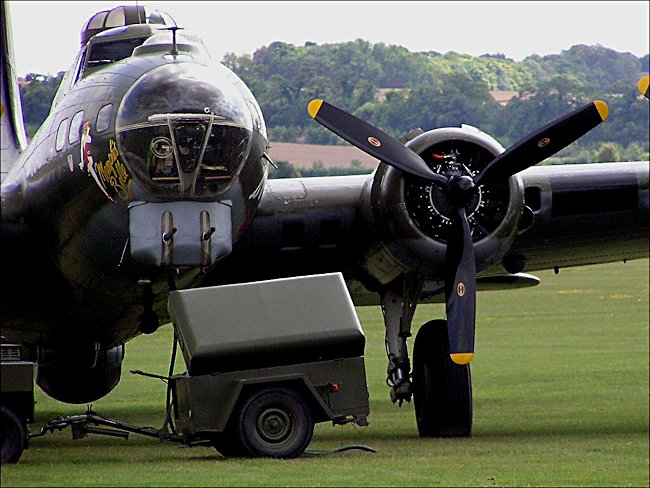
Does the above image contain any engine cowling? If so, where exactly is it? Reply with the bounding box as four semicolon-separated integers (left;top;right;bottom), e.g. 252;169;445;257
360;126;525;285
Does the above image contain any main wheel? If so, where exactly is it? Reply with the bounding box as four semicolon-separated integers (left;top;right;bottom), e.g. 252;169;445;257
232;387;314;458
1;405;27;464
412;319;472;437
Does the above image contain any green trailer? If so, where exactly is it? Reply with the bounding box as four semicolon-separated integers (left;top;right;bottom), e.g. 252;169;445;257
1;343;34;464
167;272;370;458
25;273;370;460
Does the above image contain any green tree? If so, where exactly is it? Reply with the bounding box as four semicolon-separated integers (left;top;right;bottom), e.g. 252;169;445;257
18;42;647;161
19;72;64;138
268;160;301;178
594;142;622;162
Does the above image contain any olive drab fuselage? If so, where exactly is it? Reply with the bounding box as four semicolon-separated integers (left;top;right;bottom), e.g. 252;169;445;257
2;23;268;346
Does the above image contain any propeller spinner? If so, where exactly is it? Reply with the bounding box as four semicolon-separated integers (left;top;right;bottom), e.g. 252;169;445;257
308;98;608;364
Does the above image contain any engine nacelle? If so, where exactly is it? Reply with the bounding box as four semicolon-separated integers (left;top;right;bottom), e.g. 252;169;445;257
36;344;124;404
360;126;525;285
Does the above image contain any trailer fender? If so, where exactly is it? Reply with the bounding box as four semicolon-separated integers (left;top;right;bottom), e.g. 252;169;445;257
225;374;333;428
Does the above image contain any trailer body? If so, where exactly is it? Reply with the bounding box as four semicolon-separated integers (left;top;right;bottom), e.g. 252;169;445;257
1;343;34;463
167;273;370;457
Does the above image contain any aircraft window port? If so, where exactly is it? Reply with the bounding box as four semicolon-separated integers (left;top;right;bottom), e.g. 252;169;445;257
69;111;84;145
96;104;113;133
55;118;69;152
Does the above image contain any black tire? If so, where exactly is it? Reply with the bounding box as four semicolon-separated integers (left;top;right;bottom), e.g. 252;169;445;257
209;431;246;458
412;319;473;437
232;387;314;458
1;405;27;464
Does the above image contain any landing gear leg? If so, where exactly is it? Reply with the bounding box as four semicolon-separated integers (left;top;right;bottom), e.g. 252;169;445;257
412;319;472;437
137;279;160;334
380;275;422;405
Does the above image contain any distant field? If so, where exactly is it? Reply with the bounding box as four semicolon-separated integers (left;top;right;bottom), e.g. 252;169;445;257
1;259;648;487
267;141;379;169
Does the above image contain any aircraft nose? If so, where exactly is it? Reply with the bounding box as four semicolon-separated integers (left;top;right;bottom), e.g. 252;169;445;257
116;63;254;198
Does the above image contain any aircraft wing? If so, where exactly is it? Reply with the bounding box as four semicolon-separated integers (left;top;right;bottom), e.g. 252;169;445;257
507;161;648;272
203;161;648;305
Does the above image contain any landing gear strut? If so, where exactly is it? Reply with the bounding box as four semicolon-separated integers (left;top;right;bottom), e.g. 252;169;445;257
381;278;473;436
380;275;422;405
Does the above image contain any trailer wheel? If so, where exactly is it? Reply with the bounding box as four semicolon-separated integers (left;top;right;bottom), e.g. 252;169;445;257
233;387;314;458
209;431;245;458
1;405;27;464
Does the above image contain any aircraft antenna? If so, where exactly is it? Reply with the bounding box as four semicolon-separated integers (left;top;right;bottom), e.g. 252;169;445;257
135;0;143;23
164;26;184;56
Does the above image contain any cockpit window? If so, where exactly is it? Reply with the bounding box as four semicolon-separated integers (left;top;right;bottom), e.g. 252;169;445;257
105;7;126;28
86;37;149;71
86;11;108;30
81;6;176;46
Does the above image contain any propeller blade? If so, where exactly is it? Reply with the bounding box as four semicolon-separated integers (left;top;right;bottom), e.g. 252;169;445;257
474;100;608;186
308;99;447;183
444;206;476;365
638;75;649;99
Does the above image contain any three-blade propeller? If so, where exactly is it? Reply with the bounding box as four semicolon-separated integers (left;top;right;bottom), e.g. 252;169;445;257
308;98;608;364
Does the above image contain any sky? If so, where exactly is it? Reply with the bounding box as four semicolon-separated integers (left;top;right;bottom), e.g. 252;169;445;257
7;1;650;76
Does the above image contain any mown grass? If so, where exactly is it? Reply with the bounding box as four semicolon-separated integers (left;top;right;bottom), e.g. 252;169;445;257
2;259;648;486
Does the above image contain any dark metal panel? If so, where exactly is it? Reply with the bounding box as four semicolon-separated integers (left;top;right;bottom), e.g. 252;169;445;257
507;162;649;272
550;172;639;217
203;175;368;285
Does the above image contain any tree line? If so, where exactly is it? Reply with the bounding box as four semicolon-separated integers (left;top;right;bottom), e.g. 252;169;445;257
19;42;650;164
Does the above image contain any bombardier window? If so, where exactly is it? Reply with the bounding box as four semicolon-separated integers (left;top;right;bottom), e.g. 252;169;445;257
118;117;252;197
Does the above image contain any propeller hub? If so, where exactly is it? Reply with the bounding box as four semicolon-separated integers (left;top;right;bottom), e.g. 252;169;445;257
447;175;477;207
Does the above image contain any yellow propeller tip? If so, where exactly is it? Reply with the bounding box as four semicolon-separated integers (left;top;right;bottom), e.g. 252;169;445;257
638;75;649;99
308;99;323;119
593;100;608;121
450;353;474;365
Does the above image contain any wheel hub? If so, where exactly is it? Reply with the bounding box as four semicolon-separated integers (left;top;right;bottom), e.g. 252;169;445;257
257;407;292;443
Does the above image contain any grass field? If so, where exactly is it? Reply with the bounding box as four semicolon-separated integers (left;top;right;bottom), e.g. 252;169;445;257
2;259;648;487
